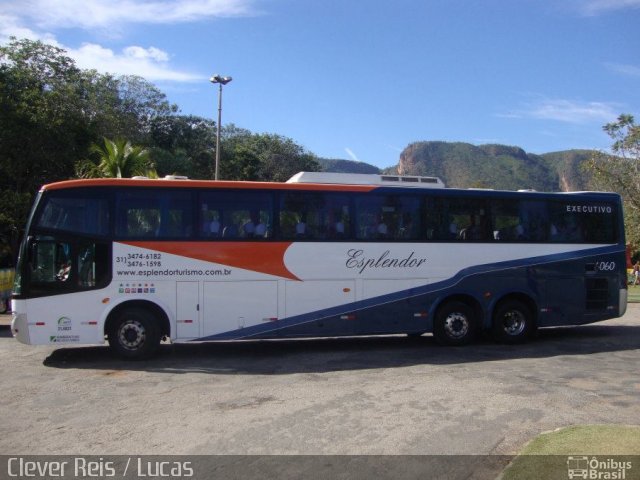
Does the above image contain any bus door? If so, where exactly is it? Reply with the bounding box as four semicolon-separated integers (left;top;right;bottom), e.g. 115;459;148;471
176;281;200;338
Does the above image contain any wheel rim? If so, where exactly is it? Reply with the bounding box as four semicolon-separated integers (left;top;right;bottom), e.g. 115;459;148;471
443;311;470;339
501;309;526;336
118;319;146;350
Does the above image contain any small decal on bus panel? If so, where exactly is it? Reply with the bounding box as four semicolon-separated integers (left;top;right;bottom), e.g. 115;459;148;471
119;283;156;294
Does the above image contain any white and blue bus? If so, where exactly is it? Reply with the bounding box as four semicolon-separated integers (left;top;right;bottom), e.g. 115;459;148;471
11;172;627;358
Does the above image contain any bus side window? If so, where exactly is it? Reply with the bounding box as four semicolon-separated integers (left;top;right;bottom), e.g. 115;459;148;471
77;244;95;287
201;208;222;237
355;194;419;241
492;200;524;241
429;197;489;242
29;239;72;284
549;202;616;244
77;242;108;289
116;190;193;239
122;208;160;238
322;195;350;240
424;198;449;241
280;193;317;240
200;191;272;241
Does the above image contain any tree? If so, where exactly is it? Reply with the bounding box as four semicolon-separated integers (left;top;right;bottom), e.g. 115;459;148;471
219;132;320;182
76;138;152;178
0;37;89;252
586;114;640;248
0;38;87;192
0;38;177;186
0;37;178;250
149;115;216;179
254;134;320;182
0;37;322;255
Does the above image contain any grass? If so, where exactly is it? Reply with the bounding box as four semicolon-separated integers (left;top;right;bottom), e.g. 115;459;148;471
499;425;640;480
628;285;640;303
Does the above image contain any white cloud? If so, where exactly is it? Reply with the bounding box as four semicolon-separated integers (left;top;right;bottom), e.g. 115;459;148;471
606;62;640;77
0;1;223;82
69;43;203;81
0;13;59;43
577;0;640;15
123;46;170;63
501;98;619;124
528;99;618;123
0;0;258;30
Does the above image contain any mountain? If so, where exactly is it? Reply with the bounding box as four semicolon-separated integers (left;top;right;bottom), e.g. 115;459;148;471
540;150;594;192
317;143;595;192
389;141;594;192
317;158;380;174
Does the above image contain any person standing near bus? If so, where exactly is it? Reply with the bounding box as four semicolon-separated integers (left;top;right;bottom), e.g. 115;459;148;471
633;261;640;286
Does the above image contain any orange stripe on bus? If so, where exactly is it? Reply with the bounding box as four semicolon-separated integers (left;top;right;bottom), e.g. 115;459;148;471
42;178;376;193
120;241;300;280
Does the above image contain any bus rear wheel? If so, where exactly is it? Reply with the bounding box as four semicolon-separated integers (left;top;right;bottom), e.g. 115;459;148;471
491;300;534;344
433;301;476;346
108;308;161;359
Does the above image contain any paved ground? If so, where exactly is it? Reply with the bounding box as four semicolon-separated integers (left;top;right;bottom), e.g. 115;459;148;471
0;307;638;455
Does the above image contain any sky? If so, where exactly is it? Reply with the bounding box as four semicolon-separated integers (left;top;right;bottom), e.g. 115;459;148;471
1;0;639;169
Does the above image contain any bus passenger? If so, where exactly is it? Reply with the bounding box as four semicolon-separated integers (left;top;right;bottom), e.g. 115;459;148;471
243;211;262;238
377;220;388;238
255;219;267;238
295;215;307;238
209;214;221;237
459;216;481;241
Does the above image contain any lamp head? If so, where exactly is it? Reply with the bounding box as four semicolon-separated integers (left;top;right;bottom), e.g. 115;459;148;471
210;74;232;85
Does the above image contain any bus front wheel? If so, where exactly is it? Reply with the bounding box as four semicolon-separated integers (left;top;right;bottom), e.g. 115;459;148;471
108;308;161;359
433;301;476;346
491;300;534;344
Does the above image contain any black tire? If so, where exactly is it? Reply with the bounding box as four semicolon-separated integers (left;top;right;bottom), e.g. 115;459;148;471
108;308;161;359
433;301;476;346
491;300;534;344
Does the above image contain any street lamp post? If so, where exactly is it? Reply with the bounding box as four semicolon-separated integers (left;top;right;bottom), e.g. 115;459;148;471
209;74;232;180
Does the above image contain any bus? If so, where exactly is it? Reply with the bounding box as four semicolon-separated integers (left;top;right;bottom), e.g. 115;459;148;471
11;172;627;358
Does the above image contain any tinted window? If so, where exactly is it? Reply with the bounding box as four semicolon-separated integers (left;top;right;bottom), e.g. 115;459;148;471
425;197;490;241
492;199;549;242
116;190;193;239
35;193;109;236
355;195;420;241
27;236;109;294
549;201;617;243
200;191;272;240
280;192;351;240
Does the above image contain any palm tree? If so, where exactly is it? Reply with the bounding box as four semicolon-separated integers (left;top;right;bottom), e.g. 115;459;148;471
76;138;153;178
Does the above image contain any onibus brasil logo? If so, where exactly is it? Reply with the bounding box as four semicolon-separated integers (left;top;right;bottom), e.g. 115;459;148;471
567;456;633;479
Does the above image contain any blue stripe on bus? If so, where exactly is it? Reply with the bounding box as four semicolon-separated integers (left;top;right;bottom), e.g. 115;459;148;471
191;244;622;341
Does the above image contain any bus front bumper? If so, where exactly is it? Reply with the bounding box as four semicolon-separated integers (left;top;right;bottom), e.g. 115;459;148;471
620;288;628;317
11;312;31;345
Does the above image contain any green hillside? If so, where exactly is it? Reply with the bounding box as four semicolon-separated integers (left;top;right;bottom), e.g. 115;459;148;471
318;143;595;192
541;149;594;191
317;158;380;174
385;141;594;191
